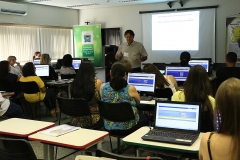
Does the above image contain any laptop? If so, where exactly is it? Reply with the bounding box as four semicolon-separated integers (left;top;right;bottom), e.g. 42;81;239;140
142;101;201;146
72;59;81;69
127;73;156;101
35;65;49;77
33;59;40;65
165;66;190;82
189;60;209;73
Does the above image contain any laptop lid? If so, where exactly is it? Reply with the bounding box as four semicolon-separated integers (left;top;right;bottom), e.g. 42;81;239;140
154;101;201;133
33;59;40;65
127;73;156;95
165;66;190;82
72;59;81;69
35;65;49;77
189;60;209;72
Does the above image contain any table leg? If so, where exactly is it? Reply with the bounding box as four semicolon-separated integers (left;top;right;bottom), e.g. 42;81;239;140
43;144;49;160
97;140;103;149
136;149;142;157
48;144;54;160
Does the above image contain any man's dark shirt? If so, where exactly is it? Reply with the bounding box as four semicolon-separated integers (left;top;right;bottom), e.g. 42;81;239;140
216;67;240;85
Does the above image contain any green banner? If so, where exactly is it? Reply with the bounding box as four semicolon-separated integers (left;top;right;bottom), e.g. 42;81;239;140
73;24;103;67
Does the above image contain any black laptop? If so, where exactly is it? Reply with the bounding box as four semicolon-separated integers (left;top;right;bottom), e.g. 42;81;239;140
142;101;201;146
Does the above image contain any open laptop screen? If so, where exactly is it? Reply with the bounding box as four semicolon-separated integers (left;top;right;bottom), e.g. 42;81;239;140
165;66;190;82
155;101;200;131
127;73;156;94
189;60;209;72
72;60;81;69
35;65;49;77
33;59;40;65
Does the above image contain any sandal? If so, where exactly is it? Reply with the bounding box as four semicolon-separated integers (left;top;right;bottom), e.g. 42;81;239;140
50;109;56;117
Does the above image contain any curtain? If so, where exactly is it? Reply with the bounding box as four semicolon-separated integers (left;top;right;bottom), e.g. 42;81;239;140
0;26;39;62
104;29;121;46
39;28;73;60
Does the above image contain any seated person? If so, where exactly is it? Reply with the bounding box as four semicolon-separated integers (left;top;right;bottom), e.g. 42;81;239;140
40;53;58;80
0;61;21;97
7;56;22;76
179;51;191;67
172;65;215;132
60;54;76;77
199;78;240;160
143;63;179;93
0;93;25;118
216;52;240;86
33;51;41;60
19;62;58;116
69;61;102;128
121;59;132;74
100;62;149;133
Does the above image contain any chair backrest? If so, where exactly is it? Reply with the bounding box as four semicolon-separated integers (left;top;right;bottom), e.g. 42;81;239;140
96;148;163;160
61;74;76;79
0;137;37;160
0;79;14;92
99;101;135;122
153;63;166;70
154;88;173;100
57;97;91;117
19;81;40;94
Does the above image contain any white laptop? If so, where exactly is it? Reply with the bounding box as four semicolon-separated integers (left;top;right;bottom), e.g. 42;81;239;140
35;65;49;77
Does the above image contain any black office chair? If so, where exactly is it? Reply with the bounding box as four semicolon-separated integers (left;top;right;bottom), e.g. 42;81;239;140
0;79;14;92
96;148;163;160
99;101;136;152
19;81;43;120
0;137;38;160
61;74;76;79
56;97;103;159
154;88;173;100
153;63;166;70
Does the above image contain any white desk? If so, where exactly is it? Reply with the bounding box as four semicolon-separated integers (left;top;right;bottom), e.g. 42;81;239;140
0;118;55;137
122;127;204;156
29;128;109;160
140;100;155;105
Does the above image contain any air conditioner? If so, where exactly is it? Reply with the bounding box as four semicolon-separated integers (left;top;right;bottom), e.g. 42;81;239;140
0;1;27;16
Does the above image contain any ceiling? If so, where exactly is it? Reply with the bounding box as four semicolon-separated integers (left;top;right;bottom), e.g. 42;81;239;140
2;0;175;10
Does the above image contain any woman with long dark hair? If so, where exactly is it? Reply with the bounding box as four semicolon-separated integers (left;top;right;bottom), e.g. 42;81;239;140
143;63;179;93
199;78;240;160
172;65;215;132
100;62;148;132
70;61;102;127
19;62;58;116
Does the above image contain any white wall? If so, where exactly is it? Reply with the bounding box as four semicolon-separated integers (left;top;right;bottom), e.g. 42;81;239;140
0;3;78;27
79;0;239;63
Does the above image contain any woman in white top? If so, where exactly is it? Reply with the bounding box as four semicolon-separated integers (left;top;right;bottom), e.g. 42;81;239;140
142;63;179;93
60;54;76;75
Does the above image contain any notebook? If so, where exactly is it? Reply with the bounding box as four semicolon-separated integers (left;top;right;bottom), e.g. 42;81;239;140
141;101;201;146
189;60;209;73
33;59;40;65
165;66;190;82
127;73;156;100
72;59;81;69
35;65;49;77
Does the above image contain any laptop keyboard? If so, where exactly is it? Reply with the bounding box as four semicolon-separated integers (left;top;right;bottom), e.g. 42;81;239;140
147;130;198;140
140;96;153;101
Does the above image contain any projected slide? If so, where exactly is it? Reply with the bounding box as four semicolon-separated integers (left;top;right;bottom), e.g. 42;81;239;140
152;11;200;50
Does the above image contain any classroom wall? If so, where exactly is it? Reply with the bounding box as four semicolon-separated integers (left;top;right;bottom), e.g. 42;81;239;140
79;0;239;63
0;3;78;27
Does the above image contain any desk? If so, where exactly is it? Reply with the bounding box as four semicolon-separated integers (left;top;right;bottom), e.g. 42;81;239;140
29;128;109;160
140;100;155;105
45;80;71;98
0;118;55;137
122;127;203;156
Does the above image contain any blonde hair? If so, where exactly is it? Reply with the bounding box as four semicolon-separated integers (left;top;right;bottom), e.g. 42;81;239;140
7;56;16;62
120;60;132;73
215;77;240;160
40;54;51;65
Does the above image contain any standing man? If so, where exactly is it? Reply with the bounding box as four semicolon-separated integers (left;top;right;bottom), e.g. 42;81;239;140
115;30;148;73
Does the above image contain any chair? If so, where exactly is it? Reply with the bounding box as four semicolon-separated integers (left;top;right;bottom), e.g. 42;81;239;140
154;88;173;100
19;81;42;120
0;79;14;92
153;63;166;70
99;101;136;152
61;74;76;79
96;148;163;160
0;137;37;160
